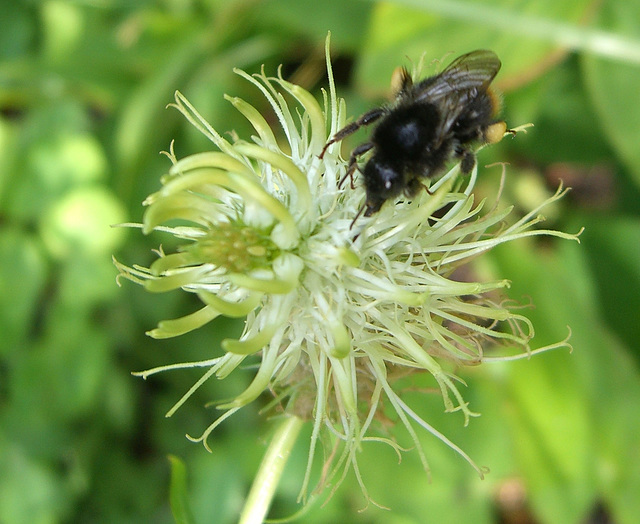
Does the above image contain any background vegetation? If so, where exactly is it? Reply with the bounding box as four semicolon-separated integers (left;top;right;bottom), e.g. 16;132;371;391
1;0;639;522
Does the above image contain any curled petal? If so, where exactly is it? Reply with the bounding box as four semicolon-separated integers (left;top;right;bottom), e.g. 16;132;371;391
150;252;196;275
197;290;263;318
225;95;278;149
219;341;281;407
272;77;326;153
222;322;278;355
143;192;228;232
144;265;215;293
168;151;254;179
147;305;220;339
234;143;312;213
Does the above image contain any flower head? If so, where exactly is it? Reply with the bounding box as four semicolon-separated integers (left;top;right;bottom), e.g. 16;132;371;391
115;38;579;503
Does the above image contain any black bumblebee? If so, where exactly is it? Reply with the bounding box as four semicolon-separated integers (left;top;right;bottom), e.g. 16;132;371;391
320;49;509;217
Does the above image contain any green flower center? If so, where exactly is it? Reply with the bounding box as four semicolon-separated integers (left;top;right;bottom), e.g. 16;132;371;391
189;222;278;273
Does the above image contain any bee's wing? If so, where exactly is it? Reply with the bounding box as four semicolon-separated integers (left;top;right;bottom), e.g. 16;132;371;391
414;50;501;141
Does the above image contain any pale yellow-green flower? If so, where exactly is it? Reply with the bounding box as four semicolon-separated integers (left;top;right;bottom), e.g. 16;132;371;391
115;38;579;506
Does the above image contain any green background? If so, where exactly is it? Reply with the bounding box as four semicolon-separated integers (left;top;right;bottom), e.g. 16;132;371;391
1;0;639;522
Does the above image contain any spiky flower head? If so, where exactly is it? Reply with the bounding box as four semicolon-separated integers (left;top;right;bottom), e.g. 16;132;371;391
115;38;578;504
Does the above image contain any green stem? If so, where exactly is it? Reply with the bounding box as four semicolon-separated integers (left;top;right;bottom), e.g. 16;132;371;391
239;415;304;524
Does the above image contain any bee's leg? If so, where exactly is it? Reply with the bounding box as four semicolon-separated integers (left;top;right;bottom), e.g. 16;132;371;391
319;108;385;159
405;177;434;197
459;148;477;174
483;120;516;144
405;177;423;197
349;203;367;231
339;142;374;189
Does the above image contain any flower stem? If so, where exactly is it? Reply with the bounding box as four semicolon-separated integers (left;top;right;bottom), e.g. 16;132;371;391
239;415;304;524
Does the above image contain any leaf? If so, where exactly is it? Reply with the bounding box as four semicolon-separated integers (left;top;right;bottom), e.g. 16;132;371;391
491;231;640;524
583;62;640;186
581;0;640;187
579;215;640;355
0;229;47;354
168;455;196;524
253;0;372;50
355;0;592;96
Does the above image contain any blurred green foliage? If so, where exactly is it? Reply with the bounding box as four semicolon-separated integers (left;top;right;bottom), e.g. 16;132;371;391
1;1;639;523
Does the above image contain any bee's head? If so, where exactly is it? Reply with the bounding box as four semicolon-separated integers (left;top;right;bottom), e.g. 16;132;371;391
363;157;404;216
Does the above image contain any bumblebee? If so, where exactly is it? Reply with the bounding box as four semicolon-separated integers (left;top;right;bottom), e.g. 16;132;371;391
320;50;509;217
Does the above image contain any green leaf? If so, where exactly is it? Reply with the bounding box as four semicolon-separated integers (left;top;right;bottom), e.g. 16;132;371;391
579;215;640;355
585;327;640;524
168;455;196;524
0;444;69;524
507;352;594;524
0;228;48;354
582;1;640;187
356;0;592;95
253;0;371;50
505;57;613;164
491;231;640;524
489;240;594;522
113;33;206;197
583;61;640;186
